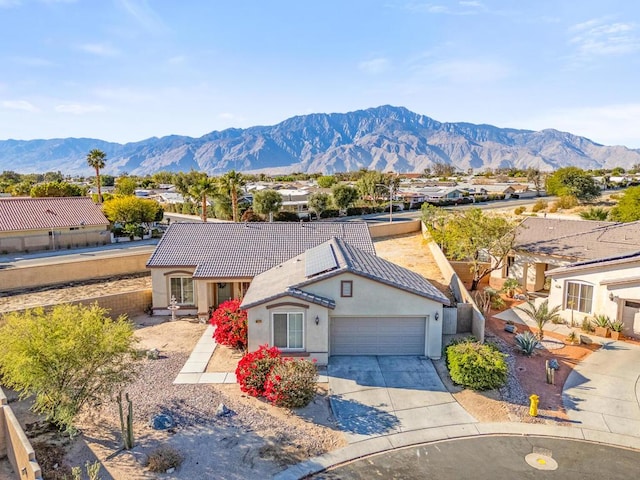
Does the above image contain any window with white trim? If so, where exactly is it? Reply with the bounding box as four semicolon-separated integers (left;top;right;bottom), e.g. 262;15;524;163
565;281;593;314
170;277;194;305
273;312;304;350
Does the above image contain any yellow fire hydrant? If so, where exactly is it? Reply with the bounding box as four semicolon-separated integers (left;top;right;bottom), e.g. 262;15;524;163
529;394;539;417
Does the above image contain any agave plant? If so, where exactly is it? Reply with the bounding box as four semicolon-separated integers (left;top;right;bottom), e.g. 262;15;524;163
515;331;540;356
515;299;562;341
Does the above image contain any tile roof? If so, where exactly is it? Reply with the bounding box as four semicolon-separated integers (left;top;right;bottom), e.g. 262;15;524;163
241;237;450;309
516;219;640;261
0;197;109;232
147;222;375;278
546;250;640;276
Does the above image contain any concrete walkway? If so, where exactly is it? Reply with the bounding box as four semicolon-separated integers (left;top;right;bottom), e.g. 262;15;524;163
563;340;640;437
328;356;476;443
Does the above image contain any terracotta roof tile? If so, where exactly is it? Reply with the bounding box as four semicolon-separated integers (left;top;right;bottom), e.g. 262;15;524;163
0;197;109;232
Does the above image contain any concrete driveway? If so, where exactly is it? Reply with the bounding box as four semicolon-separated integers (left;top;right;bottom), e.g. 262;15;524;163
563;340;640;437
328;356;476;443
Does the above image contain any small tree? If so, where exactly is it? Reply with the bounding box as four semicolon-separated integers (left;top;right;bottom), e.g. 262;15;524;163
252;189;282;221
210;299;248;351
316;175;336;188
102;196;164;225
30;181;87;197
0;304;139;433
545;167;600;203
610;186;640;222
515;299;562;341
308;192;331;219
331;184;359;211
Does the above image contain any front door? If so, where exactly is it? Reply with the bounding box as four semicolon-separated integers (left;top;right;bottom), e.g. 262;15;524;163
216;282;233;306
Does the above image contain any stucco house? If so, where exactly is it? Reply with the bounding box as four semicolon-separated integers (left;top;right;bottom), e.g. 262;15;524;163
491;217;630;292
545;251;640;338
241;237;450;364
0;196;110;254
146;222;376;318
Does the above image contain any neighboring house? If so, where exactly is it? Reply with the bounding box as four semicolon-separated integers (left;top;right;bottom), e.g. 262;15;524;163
491;217;622;292
146;222;376;318
545;251;640;338
241;237;450;364
0;196;110;254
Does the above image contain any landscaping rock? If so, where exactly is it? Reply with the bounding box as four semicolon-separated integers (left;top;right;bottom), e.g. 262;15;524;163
150;413;175;430
166;467;175;474
504;324;517;334
130;447;149;467
216;403;235;417
146;348;160;360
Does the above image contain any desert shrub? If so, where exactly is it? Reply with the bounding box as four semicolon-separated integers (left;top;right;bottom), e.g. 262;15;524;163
579;207;609;221
555;195;578;210
446;341;507;390
264;358;318;408
273;211;300;222
548;203;558;213
240;208;264;222
235;345;282;397
491;295;506;310
319;208;340;218
531;199;547;212
210;299;248;351
514;206;526;215
148;446;183;473
581;317;594;333
515;331;540;356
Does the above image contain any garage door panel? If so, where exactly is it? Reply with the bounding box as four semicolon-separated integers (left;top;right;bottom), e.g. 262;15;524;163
331;317;426;356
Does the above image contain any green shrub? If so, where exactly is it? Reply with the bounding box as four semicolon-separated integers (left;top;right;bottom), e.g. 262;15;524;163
514;206;526;215
264;359;318;408
491;295;506;310
501;278;520;298
319;208;340;218
273;211;300;222
515;331;540;356
235;345;282;397
581;318;594;333
446;341;507;390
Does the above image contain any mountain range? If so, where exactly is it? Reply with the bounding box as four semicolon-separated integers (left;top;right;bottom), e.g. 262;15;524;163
1;105;639;176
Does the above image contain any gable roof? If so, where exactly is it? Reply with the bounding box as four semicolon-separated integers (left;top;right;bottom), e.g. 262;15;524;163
146;221;375;278
241;237;450;309
546;250;640;277
513;217;640;261
0;197;109;232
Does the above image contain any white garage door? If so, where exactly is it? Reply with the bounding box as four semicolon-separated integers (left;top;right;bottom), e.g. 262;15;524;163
622;301;640;337
330;316;426;355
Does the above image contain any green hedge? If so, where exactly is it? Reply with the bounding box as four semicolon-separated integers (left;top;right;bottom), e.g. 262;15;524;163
446;340;507;390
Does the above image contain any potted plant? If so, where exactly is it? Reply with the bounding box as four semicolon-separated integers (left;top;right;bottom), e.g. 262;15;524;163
501;278;520;299
592;314;611;338
610;320;624;340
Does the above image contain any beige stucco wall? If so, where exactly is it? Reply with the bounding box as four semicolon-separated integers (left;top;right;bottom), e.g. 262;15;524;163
547;261;640;330
0;388;42;480
0;226;109;254
368;219;421;239
0;252;150;293
150;267;196;311
490;252;569;292
247;272;445;364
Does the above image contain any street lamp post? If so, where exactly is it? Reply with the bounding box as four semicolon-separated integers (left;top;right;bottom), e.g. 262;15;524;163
375;183;395;223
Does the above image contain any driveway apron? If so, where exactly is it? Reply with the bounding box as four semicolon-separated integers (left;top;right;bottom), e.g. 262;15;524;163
328;356;476;443
563;341;640;437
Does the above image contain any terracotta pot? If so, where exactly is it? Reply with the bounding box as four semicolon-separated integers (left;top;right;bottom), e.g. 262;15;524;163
594;326;610;338
611;331;622;340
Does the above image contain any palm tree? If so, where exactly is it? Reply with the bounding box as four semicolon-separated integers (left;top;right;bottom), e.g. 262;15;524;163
515;299;562;341
188;175;217;222
86;149;107;203
218;170;246;222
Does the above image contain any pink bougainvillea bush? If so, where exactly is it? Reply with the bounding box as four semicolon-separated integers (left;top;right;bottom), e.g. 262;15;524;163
264;358;318;408
210;299;248;351
235;344;281;397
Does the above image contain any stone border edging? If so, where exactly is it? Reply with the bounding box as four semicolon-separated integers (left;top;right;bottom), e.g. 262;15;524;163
273;422;640;480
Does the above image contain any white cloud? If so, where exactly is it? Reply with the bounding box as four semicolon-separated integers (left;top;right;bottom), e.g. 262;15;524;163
116;0;166;33
519;103;640;148
569;18;640;58
55;103;106;114
358;57;390;75
78;42;120;57
459;1;482;7
2;100;39;112
11;56;54;67
429;59;511;83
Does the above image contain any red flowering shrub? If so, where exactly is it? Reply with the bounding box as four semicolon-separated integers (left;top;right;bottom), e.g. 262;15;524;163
235;345;281;397
210;299;248;351
264;358;318;408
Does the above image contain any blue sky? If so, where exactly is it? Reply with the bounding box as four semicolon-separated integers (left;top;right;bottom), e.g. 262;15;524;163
1;0;639;148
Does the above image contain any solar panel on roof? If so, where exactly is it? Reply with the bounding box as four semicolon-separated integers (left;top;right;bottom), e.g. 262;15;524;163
305;242;338;277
